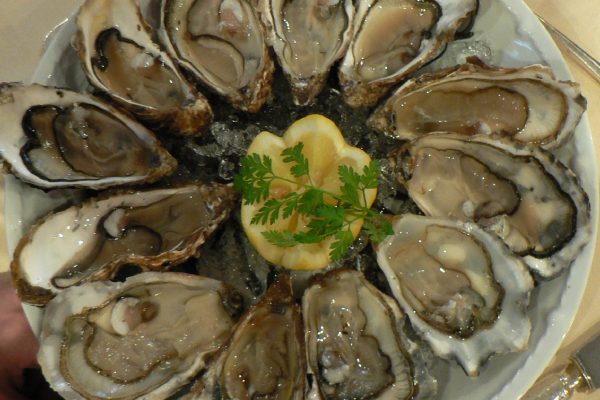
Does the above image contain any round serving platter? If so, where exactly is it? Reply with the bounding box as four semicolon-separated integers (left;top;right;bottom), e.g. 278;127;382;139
3;0;598;399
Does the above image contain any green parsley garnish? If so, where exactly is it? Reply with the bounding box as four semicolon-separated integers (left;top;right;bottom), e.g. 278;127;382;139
234;143;393;261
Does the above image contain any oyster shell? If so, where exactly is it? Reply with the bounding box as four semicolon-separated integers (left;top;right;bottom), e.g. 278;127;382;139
369;61;587;149
390;133;591;278
188;273;305;400
260;0;354;105
160;0;275;112
38;272;243;400
0;83;177;190
375;214;533;376
303;268;437;399
339;0;478;107
11;183;236;305
75;0;213;135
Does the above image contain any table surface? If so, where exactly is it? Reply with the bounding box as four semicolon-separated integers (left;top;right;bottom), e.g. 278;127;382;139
0;1;598;398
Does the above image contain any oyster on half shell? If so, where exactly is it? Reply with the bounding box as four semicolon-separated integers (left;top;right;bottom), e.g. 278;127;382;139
38;272;243;400
369;60;587;149
11;183;236;305
75;0;213;135
260;0;354;105
0;83;177;190
375;214;533;376
339;0;478;107
303;269;437;399
390;133;591;278
161;0;275;112
189;273;305;400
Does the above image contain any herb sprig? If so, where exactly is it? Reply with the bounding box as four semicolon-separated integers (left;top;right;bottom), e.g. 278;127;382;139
234;143;393;261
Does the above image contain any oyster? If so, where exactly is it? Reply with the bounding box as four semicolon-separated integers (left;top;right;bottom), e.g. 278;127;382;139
369;61;587;149
11;183;236;305
339;0;478;107
75;0;213;135
303;268;437;399
161;0;275;112
189;273;305;400
260;0;354;105
0;83;176;190
38;272;243;400
391;133;591;278
375;214;533;376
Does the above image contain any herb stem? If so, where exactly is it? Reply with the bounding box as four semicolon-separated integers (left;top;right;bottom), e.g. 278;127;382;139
235;142;394;261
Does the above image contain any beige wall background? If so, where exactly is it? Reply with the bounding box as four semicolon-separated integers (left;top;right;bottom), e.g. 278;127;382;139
0;0;598;398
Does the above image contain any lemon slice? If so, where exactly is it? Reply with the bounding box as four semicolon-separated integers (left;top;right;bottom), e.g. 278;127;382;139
241;114;376;270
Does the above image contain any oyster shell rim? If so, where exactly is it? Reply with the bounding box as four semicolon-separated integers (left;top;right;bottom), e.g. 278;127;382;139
390;131;592;279
368;58;587;149
258;0;355;106
10;182;237;306
0;82;178;190
302;267;420;400
4;0;598;399
73;0;214;136
186;273;306;400
338;0;479;108
375;214;534;377
159;0;276;113
37;271;241;400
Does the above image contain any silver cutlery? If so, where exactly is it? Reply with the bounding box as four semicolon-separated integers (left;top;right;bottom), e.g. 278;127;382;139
522;333;600;399
536;13;600;84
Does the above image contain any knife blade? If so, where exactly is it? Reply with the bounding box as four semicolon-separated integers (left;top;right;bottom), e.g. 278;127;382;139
573;333;600;391
536;13;600;85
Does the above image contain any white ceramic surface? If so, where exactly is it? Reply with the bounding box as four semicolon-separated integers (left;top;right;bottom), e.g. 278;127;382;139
3;0;598;399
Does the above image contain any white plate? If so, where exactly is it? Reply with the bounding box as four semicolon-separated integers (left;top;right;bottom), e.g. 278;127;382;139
4;1;598;399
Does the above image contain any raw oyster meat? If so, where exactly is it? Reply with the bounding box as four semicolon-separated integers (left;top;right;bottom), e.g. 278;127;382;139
75;0;213;135
303;268;437;399
375;214;533;376
390;133;591;278
161;0;275;112
11;183;236;305
260;0;354;105
38;272;243;400
369;60;587;149
189;273;305;400
339;0;478;107
0;83;176;190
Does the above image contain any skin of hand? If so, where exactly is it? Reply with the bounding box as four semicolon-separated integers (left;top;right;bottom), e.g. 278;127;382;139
0;272;39;400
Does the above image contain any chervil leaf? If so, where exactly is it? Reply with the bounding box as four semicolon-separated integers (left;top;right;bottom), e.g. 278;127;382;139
263;230;299;247
236;153;275;204
314;205;346;228
359;160;381;189
233;173;245;195
236;141;392;262
338;165;362;207
282;202;298;219
330;229;355;260
363;211;394;243
251;198;283;225
293;230;327;244
292;205;346;242
281;143;309;178
298;188;324;215
282;192;301;219
338;164;361;187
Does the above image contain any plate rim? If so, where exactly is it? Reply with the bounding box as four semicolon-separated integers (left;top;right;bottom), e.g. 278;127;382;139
2;0;598;399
